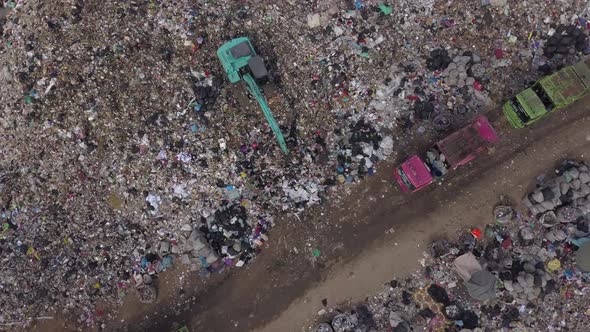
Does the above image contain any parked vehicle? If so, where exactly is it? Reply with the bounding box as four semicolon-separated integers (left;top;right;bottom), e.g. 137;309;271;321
394;115;498;192
503;57;590;128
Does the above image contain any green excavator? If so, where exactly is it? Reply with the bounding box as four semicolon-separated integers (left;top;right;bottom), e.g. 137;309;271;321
216;37;288;154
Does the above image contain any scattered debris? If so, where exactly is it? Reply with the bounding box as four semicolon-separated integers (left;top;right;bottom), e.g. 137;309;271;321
1;0;589;328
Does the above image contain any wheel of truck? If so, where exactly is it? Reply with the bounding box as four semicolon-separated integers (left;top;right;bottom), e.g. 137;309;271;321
455;104;469;117
451;105;473;129
433;114;451;131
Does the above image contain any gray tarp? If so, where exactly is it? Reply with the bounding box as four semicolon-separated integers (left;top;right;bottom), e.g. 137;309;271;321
576;241;590;272
453;252;482;282
464;270;497;301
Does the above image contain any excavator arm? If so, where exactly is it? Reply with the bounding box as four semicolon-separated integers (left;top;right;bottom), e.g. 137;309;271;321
242;73;288;154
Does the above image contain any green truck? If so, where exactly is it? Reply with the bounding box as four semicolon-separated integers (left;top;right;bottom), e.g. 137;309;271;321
503;57;590;128
216;37;288;154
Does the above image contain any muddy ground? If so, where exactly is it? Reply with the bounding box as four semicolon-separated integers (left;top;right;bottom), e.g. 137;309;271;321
31;98;590;332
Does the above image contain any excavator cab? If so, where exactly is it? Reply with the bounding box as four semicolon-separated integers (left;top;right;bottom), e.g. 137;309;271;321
247;55;268;80
229;41;267;79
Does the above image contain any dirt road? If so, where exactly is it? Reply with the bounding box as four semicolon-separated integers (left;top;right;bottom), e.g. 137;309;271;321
108;97;586;332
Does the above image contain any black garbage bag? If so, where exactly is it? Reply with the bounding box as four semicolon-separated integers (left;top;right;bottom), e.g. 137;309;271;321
538;63;553;75
501;306;520;327
427;284;450;305
419;308;436;319
356;305;376;328
426;49;451;71
481;304;501;318
461;310;479;329
544;279;557;294
401;290;413;305
414;100;434;120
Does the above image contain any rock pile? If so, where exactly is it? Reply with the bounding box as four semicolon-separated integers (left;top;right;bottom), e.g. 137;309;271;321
525;161;590;224
440;54;481;89
500;258;550;301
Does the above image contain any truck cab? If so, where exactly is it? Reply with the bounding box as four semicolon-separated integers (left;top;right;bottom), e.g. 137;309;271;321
395;115;498;192
503;57;590;128
394;155;433;192
503;86;553;128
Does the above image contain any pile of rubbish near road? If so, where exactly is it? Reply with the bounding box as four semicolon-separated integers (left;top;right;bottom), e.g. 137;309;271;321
313;161;590;332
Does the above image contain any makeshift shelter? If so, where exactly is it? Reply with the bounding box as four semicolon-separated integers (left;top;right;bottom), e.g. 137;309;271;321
454;252;482;282
454;252;496;301
464;270;497;301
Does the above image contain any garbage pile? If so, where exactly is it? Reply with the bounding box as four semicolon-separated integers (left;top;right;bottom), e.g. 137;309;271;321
440;54;482;90
525;161;590;221
1;0;590;328
313;161;590;331
544;24;590;58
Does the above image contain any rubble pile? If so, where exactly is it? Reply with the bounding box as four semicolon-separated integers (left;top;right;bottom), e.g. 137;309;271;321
313;162;590;331
440;54;481;89
525;161;590;220
0;0;590;327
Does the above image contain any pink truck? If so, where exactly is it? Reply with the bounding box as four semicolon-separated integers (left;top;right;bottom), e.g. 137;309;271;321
394;115;498;192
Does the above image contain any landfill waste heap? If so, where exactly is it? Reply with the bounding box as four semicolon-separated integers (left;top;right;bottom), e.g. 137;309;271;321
313;160;590;332
0;0;589;328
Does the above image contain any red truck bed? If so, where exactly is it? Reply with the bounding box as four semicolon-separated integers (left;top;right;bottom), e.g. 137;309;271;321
436;115;498;168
